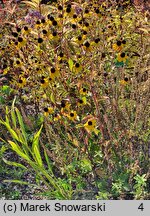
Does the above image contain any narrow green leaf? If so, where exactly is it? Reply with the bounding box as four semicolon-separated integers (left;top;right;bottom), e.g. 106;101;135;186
68;58;74;71
44;149;53;174
32;125;43;166
0;96;5;104
0;146;7;155
16;128;25;144
32;125;43;150
15;107;27;144
33;145;43;167
3;179;37;187
0;137;7;144
3;158;28;170
8;140;30;161
50;92;55;103
4;122;20;141
0;119;5;125
5;106;10;125
11;97;17;128
11;108;17;129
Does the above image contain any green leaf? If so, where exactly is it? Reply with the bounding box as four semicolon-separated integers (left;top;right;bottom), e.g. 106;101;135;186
50;92;55;103
3;158;28;170
36;115;44;127
68;58;74;71
0;96;5;104
32;125;43;149
0;145;7;156
0;137;7;144
0;119;5;125
114;60;124;67
44;149;53;175
15;107;27;144
32;125;43;167
5;106;10;125
80;158;92;172
2;85;11;95
8;140;30;161
15;129;27;145
4;122;20;141
3;179;37;187
33;144;43;167
11;97;17;128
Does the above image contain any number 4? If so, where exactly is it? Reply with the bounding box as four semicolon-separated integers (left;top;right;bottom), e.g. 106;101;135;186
138;203;144;211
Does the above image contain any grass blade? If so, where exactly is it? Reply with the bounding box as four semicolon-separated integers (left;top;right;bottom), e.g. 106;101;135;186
3;158;28;170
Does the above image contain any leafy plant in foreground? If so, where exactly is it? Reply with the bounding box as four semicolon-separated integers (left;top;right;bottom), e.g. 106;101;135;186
0;99;73;199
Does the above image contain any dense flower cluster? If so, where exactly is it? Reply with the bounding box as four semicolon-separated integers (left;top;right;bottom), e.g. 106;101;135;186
0;0;149;136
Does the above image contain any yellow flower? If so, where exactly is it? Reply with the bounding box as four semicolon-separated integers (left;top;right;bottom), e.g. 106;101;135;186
48;31;59;41
48;76;55;83
0;46;5;56
83;9;93;18
75;35;86;45
22;26;31;35
42;29;50;38
44;107;54;117
50;67;60;79
60;100;71;112
91;38;100;47
121;39;126;46
82;41;91;52
79;87;88;95
50;19;59;27
64;5;74;18
73;62;82;74
112;40;122;52
35;67;43;75
57;52;66;61
117;52;128;62
54;113;61;121
14;59;23;68
84;118;99;135
18;77;26;88
40;18;48;27
3;67;10;75
17;37;26;48
67;111;78;121
94;8;102;18
120;77;129;86
100;3;107;12
37;37;44;44
35;20;42;29
82;21;91;31
77;97;87;107
40;77;49;88
71;13;79;22
112;40;126;52
57;4;63;11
